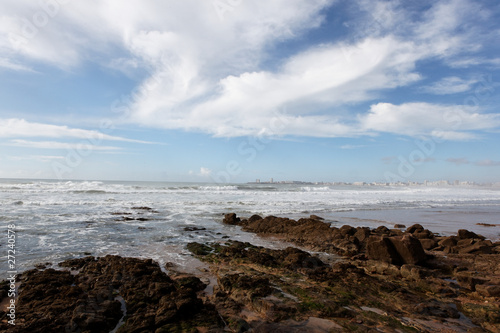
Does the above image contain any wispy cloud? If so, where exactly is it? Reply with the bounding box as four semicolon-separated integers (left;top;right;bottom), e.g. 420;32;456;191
420;76;478;95
0;118;152;144
475;159;500;167
0;58;36;72
6;140;121;151
0;0;499;140
446;157;470;166
340;144;366;149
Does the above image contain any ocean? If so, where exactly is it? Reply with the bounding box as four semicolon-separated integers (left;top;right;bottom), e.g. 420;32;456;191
1;178;500;279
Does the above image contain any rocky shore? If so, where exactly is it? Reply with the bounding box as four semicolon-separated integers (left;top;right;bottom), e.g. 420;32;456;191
1;213;499;332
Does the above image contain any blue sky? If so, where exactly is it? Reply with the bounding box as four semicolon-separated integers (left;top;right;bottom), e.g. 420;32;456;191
1;0;500;183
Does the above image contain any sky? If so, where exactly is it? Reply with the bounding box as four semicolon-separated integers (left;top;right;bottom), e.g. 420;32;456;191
0;0;500;183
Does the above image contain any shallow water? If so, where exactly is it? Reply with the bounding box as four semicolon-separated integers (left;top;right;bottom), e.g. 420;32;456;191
1;179;499;279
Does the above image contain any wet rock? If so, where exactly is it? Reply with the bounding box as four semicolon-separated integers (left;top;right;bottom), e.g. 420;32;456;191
249;214;263;222
187;242;213;256
406;224;424;234
419;238;438;250
390;235;427;265
475;284;500;297
223;213;241;225
374;225;391;235
354;228;371;243
366;235;426;265
366;236;399;264
218;273;273;298
438;236;458;247
309;215;324;220
457;229;485;240
183;226;207;232
394;224;406;228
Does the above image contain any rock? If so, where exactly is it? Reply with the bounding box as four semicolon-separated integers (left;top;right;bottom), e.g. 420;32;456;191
438;236;458;247
457;241;492;254
6;256;223;332
374;225;391;235
457;229;485;240
340;225;356;237
394;224;406;229
390;235;427;265
309;215;324;220
475;284;500;297
419;238;438;250
400;264;430;280
249;214;263;222
183;226;206;232
406;224;424;234
186;242;212;256
223;213;241;225
354;228;371;243
366;236;400;264
455;273;489;291
413;229;433;239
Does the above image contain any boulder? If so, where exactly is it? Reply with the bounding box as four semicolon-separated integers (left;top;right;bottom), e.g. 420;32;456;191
438;236;458;247
406;224;424;234
475;284;500;297
457;229;485;240
394;224;406;229
419;238;438;250
354;228;371;243
366;236;399;264
223;213;241;225
389;235;427;265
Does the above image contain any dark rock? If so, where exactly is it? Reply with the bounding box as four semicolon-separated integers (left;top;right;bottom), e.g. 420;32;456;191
366;236;400;264
223;213;241;225
374;225;391;235
367;235;427;266
249;214;263;222
389;235;427;265
413;229;433;239
183;226;207;232
218;273;273;298
309;215;324;220
457;229;485;240
419;238;438;250
339;225;356;237
475;284;500;297
394;224;406;229
186;242;212;256
406;224;424;234
438;236;458;247
354;228;371;243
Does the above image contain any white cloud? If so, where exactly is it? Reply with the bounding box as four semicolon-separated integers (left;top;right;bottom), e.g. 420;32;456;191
6;139;121;151
0;118;151;143
340;144;366;149
199;167;212;176
0;57;35;72
420;76;478;95
1;0;499;140
359;102;500;139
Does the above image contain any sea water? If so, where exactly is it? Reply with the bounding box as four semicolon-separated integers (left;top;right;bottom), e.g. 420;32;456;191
1;179;499;279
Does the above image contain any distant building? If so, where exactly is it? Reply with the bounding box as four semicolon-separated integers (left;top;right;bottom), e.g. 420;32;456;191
256;179;260;183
